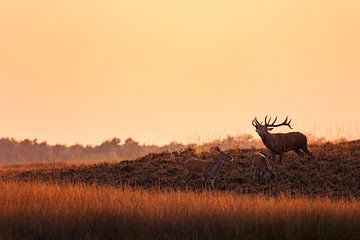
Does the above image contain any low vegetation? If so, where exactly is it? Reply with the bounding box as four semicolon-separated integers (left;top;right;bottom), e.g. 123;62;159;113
0;181;359;240
2;140;360;198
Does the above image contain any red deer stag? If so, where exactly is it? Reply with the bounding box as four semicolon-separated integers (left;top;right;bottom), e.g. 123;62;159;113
184;146;233;189
252;116;312;166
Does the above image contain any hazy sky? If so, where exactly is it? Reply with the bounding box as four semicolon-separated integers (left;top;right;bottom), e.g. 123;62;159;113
0;0;359;145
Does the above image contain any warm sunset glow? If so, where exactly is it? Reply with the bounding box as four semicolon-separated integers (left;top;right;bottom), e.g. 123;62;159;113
0;0;359;145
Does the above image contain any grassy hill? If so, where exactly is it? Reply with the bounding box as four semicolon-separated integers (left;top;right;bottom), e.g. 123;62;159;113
1;140;360;198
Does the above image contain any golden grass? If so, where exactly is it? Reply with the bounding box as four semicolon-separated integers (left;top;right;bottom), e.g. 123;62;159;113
0;182;360;239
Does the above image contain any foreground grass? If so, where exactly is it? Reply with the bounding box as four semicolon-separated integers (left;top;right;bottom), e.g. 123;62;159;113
0;182;359;240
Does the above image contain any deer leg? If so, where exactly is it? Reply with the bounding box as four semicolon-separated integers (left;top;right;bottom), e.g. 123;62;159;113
202;176;206;189
264;152;274;168
253;169;257;180
256;170;261;182
260;170;264;182
210;178;215;190
295;149;304;158
258;170;263;182
265;170;272;182
269;151;276;167
270;169;276;181
261;170;266;182
262;170;268;183
184;173;193;182
280;153;287;168
184;173;193;189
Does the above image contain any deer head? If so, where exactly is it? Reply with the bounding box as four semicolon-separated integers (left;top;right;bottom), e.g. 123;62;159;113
210;146;233;161
252;116;293;138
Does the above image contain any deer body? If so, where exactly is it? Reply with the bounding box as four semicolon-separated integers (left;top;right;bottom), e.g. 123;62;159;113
184;147;232;189
260;132;308;155
185;158;223;179
252;116;312;166
248;152;275;181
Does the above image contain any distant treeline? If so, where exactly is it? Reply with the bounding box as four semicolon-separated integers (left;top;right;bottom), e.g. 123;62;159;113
0;135;263;165
0;134;331;165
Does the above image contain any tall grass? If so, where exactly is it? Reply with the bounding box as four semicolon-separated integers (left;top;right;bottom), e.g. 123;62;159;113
0;181;359;240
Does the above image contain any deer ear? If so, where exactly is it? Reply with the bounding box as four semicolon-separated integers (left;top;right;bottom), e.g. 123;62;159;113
268;127;274;131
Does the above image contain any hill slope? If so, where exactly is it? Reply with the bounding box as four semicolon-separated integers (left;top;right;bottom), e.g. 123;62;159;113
1;141;360;198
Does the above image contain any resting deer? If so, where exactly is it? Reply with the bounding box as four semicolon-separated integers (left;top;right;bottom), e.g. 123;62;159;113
242;152;276;182
184;146;233;189
252;116;312;166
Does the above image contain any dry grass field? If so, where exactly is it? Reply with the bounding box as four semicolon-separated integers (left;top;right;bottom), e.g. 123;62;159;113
0;181;359;240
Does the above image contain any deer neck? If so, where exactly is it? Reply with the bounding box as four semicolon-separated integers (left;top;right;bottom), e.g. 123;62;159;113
260;132;276;151
210;158;223;176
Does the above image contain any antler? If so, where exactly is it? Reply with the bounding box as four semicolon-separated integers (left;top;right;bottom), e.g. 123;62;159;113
252;117;262;128
264;116;278;126
264;115;293;129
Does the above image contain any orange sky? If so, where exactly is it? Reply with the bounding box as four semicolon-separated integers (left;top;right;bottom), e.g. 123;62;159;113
0;0;359;145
